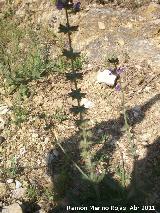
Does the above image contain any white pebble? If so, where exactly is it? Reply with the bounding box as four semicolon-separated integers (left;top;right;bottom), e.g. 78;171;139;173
6;179;13;184
81;98;94;109
15;180;22;189
0;105;10;115
96;69;117;86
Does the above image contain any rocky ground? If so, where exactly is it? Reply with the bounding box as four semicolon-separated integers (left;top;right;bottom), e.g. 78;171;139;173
0;0;160;213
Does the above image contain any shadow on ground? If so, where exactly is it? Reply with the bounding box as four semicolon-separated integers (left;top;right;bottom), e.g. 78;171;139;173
44;93;160;213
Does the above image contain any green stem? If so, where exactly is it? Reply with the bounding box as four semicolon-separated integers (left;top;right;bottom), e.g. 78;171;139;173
56;140;89;180
120;80;135;158
121;152;126;188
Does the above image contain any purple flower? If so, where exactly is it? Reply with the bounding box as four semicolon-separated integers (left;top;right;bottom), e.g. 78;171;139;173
73;1;81;11
56;0;64;10
115;83;121;91
116;67;124;75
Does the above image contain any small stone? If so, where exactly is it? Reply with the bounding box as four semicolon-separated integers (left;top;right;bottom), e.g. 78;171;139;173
135;65;142;70
6;179;13;184
144;86;151;92
19;147;27;156
132;105;142;118
117;38;125;46
2;203;23;213
15;180;22;189
53;149;59;157
44;137;49;144
0;105;10;115
9;182;16;190
32;133;39;139
34;210;45;213
98;21;105;30
141;141;148;146
96;69;117;86
125;22;133;29
133;111;139;118
0;182;7;198
141;133;151;142
97;129;103;134
80;98;94;109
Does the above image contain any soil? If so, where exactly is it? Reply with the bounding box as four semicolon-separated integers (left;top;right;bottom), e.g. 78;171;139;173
0;0;160;212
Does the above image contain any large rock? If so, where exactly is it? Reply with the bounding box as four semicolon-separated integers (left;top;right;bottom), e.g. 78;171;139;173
70;3;160;71
3;0;159;70
2;203;23;213
12;188;26;199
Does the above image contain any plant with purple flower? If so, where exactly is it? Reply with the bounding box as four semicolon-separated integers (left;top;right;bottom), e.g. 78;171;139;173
116;67;125;75
56;0;65;10
73;1;81;12
115;83;121;92
55;0;80;11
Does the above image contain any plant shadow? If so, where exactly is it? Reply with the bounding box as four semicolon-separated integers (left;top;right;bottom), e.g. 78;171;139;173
46;93;160;212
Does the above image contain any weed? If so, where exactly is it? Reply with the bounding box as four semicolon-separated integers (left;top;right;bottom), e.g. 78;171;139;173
18;84;31;100
44;188;55;201
96;132;108;144
73;55;86;71
0;11;58;94
51;54;86;74
2;155;18;178
9;156;18;177
52;108;68;123
12;105;28;126
27;185;38;201
116;164;126;188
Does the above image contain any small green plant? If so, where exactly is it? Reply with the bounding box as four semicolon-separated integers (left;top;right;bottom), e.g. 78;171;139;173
73;55;86;71
10;156;18;176
96;133;108;144
2;155;18;178
107;55;136;157
12;105;28;125
18;84;31;100
52;56;69;73
27;185;38;201
44;188;55;201
0;12;58;94
51;54;86;74
116;164;126;188
52;108;68;123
